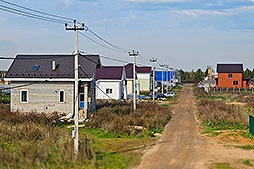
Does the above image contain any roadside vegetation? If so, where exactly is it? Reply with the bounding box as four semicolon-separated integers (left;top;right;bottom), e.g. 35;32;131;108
194;87;254;136
0;99;172;169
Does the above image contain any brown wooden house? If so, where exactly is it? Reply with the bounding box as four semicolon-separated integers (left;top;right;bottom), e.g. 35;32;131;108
216;64;248;88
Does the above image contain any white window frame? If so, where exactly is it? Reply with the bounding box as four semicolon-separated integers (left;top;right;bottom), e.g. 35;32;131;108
59;90;65;103
20;89;28;103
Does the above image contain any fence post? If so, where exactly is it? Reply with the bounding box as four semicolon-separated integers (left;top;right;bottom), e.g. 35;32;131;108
249;115;254;135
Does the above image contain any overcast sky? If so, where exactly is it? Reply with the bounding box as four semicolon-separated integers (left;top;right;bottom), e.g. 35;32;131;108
0;0;254;71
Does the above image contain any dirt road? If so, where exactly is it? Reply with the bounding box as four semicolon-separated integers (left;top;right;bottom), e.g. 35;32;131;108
134;84;254;169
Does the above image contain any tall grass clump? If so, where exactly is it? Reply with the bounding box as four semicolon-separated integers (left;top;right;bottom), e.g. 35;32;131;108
87;100;172;137
0;108;94;169
197;99;248;130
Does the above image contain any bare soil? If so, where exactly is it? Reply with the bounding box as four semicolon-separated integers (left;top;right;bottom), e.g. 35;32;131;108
133;84;254;169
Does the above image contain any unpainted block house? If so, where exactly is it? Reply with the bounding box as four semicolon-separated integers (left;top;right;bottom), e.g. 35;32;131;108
4;54;101;117
216;64;248;88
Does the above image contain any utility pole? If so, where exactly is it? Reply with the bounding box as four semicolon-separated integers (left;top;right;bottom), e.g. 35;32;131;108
129;50;139;111
165;65;169;93
160;64;165;94
65;20;85;156
150;58;157;101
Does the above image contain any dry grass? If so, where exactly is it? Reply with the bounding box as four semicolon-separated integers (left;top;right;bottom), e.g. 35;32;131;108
0;108;94;169
88;100;172;137
194;88;253;130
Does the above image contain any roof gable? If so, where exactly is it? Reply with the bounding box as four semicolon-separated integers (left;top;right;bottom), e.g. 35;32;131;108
96;66;124;80
217;64;243;73
124;63;151;78
5;54;101;79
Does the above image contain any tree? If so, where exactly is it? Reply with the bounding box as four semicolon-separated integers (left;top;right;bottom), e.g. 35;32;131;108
195;68;204;82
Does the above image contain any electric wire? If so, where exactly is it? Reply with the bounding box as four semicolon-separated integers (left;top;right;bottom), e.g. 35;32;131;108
85;25;129;53
79;31;128;53
0;0;73;21
0;4;70;24
79;66;114;100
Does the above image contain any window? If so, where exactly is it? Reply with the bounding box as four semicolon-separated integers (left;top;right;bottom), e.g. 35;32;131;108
59;90;65;103
20;90;28;103
106;88;113;94
32;65;40;71
233;81;238;85
228;74;232;78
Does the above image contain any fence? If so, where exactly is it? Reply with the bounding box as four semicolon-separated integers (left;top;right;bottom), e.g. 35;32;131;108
250;115;254;135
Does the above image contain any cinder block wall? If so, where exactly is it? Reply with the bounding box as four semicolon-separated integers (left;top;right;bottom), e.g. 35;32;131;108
11;81;74;114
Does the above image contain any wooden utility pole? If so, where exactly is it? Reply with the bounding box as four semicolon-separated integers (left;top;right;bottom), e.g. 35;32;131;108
65;20;85;156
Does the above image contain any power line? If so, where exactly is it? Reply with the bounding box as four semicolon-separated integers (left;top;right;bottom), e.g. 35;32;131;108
79;32;127;53
0;0;73;21
0;5;67;24
79;66;114;100
85;25;130;53
0;0;73;24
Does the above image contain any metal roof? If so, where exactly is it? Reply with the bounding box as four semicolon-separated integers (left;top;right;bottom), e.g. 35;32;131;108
217;64;243;73
96;66;124;80
5;54;101;80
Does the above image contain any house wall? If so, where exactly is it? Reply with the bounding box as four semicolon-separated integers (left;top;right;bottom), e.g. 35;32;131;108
137;73;150;92
96;81;122;100
11;81;74;114
217;73;243;88
126;79;133;94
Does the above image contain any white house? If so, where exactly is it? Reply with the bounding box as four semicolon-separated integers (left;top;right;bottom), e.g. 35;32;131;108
96;66;126;100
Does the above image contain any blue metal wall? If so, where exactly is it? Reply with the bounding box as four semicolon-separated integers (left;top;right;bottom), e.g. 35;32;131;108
155;71;174;82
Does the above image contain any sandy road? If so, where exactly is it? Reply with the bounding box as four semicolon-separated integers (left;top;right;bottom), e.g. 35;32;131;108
134;84;254;169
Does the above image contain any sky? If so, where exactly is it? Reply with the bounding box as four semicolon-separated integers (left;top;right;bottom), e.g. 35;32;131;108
0;0;254;71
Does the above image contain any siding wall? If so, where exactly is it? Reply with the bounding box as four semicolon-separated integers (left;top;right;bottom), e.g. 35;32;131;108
217;73;243;88
137;73;150;92
11;81;74;114
96;81;122;100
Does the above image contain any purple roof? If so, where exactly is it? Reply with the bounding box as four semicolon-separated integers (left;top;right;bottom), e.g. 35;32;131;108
217;64;243;73
5;54;101;79
125;63;151;78
96;66;124;80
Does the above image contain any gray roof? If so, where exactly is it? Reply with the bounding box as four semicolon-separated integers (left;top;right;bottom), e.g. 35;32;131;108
5;54;101;79
217;64;243;73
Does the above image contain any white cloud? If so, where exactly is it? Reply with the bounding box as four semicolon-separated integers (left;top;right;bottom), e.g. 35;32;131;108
171;6;254;17
53;0;72;7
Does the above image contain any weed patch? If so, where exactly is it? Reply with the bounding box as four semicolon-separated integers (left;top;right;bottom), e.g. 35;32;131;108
243;159;253;166
87;100;172;138
212;162;233;169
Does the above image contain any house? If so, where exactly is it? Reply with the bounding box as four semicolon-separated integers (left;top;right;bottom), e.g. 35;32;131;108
4;54;101;118
96;66;126;100
136;66;152;93
216;63;248;88
125;63;152;95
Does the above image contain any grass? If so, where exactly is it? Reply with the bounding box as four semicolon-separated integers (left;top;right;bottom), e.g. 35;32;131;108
212;163;233;169
236;144;254;150
243;159;253;166
0;100;171;169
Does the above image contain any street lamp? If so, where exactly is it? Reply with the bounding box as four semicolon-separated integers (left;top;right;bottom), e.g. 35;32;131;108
150;58;157;101
160;64;165;94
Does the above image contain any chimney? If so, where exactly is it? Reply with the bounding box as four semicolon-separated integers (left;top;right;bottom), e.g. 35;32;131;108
52;61;56;71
